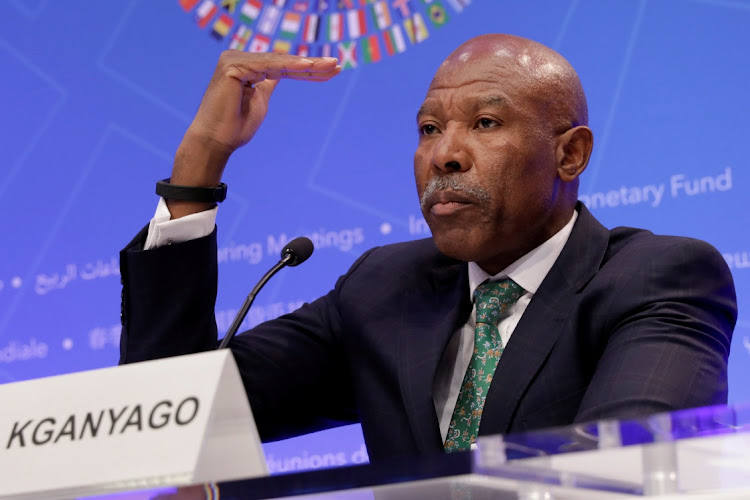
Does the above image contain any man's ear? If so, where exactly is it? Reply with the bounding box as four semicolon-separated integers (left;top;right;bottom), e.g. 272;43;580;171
556;126;594;182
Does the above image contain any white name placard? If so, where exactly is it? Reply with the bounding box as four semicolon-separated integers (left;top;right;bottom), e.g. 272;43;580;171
0;350;267;500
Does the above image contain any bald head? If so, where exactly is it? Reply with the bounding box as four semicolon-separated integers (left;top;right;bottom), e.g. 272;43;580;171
433;34;588;132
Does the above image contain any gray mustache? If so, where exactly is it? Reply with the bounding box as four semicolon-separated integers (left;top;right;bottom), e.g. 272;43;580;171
420;176;491;212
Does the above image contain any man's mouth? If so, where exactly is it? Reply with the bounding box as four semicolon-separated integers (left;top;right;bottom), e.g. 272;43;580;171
426;191;474;216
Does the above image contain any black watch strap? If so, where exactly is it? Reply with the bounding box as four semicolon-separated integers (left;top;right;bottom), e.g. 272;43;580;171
156;178;227;203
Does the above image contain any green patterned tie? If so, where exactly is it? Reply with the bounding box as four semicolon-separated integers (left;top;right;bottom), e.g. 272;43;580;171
444;278;524;452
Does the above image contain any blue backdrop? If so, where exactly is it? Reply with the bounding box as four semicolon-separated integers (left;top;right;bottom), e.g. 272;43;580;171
1;0;748;474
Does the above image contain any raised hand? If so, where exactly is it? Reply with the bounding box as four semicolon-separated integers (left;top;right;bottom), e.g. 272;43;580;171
169;51;341;218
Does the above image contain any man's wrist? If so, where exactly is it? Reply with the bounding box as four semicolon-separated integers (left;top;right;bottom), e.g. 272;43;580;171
168;132;233;219
174;130;233;180
156;178;227;203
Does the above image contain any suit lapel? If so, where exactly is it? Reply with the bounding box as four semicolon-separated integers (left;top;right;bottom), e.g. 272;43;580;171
479;204;611;435
398;252;471;455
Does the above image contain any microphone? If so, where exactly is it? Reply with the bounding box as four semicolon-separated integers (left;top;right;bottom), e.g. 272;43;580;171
281;236;314;267
218;237;314;349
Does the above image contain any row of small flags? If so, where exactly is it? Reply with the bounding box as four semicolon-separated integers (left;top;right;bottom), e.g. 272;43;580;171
183;0;465;42
183;0;470;15
220;13;422;51
179;0;470;66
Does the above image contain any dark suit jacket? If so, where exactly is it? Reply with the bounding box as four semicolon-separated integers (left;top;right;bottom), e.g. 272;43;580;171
120;204;736;463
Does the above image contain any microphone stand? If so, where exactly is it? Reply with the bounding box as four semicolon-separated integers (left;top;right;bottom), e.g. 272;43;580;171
218;253;294;350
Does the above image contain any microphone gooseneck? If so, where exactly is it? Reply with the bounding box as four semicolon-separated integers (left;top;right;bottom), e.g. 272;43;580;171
218;237;314;349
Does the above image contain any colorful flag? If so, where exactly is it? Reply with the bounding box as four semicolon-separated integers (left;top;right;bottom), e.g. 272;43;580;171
427;1;448;26
273;0;288;6
273;39;292;53
296;43;310;57
414;11;429;40
403;17;414;43
360;34;381;63
248;34;271;52
211;13;234;39
229;25;252;49
347;9;367;39
303;14;320;42
239;0;262;24
279;11;303;39
338;41;357;69
221;0;239;12
445;0;470;12
371;1;392;29
338;0;354;8
404;12;428;42
179;0;201;12
391;0;412;18
383;24;406;55
321;44;333;58
327;13;344;42
195;0;218;28
257;5;282;35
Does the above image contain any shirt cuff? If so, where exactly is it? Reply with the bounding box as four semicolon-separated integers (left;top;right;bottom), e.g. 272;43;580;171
143;197;218;250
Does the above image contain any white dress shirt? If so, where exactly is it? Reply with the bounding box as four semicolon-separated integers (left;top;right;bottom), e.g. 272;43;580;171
432;211;578;441
144;200;577;443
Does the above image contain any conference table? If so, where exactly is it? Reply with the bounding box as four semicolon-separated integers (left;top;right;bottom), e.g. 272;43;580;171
80;403;750;499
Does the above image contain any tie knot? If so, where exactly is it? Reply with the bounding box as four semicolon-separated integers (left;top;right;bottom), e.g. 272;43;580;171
473;279;524;325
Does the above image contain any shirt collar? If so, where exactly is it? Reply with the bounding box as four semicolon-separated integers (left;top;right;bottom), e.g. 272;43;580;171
468;210;578;300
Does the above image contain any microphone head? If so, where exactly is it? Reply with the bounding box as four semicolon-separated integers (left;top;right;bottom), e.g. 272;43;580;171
281;237;314;267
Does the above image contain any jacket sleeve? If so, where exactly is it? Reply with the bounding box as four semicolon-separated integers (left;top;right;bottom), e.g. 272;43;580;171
119;225;367;440
119;225;220;362
574;238;737;422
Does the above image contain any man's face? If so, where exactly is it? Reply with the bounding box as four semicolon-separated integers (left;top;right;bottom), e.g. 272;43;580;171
414;42;566;273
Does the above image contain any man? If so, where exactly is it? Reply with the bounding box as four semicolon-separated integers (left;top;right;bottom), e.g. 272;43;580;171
120;34;736;462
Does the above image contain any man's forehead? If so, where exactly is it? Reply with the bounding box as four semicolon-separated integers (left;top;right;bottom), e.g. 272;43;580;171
420;91;510;109
420;52;522;117
417;93;510;118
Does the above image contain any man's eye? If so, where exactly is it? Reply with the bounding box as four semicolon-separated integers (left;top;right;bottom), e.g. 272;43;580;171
420;124;439;135
477;118;499;129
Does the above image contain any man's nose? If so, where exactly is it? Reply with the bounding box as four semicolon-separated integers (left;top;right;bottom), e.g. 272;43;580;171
431;127;471;173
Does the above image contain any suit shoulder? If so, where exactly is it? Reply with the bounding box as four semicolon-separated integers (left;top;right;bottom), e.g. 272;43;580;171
597;226;736;313
605;226;727;268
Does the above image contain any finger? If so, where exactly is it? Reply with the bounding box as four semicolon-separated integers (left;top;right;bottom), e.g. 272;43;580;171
275;58;339;73
279;73;342;82
227;64;339;88
265;66;342;81
269;57;338;72
245;54;339;72
222;51;338;77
